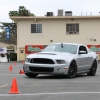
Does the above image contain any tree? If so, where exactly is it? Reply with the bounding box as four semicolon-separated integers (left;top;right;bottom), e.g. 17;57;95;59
9;6;35;16
0;6;34;44
0;32;2;41
0;31;6;42
9;11;18;16
0;32;2;36
0;22;17;45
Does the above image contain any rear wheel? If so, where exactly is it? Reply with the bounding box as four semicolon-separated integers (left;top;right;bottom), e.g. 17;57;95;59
25;73;38;78
68;61;77;78
87;60;97;76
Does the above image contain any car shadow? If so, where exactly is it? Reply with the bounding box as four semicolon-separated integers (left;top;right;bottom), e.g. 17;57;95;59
24;74;92;79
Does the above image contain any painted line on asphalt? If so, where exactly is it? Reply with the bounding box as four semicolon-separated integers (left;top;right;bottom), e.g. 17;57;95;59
1;92;100;96
0;65;23;66
0;74;23;75
0;84;8;88
0;66;23;67
0;67;6;68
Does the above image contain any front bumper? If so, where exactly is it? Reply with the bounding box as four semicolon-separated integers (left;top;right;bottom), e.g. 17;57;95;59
23;62;69;75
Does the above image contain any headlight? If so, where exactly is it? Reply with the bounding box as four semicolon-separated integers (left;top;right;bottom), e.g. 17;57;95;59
56;60;66;64
25;58;31;62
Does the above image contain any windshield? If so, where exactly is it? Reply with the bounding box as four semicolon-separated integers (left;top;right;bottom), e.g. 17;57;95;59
42;44;78;54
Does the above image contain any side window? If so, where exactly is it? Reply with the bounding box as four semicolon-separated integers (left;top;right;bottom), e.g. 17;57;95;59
78;46;88;54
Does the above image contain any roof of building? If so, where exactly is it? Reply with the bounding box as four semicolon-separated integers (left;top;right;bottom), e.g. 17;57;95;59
10;16;100;21
0;42;16;46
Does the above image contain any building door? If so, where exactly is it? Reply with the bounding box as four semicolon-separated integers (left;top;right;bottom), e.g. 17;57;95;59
19;48;25;61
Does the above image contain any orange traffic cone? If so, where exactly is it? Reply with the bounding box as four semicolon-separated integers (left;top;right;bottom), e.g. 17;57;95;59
9;65;12;71
22;61;24;64
14;62;16;66
19;69;25;74
8;78;20;94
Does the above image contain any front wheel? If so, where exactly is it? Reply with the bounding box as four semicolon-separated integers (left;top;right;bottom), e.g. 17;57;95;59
68;61;77;78
87;60;97;76
25;73;38;78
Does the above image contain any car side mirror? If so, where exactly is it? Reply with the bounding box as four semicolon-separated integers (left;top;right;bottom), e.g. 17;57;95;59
78;51;86;54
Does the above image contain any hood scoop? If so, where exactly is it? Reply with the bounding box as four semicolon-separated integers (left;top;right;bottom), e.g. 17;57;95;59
37;52;57;55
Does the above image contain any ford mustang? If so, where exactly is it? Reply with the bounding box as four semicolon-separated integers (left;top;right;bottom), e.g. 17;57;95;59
23;43;98;78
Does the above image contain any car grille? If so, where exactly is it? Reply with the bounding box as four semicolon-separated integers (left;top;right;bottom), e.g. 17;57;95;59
29;66;54;72
30;58;55;64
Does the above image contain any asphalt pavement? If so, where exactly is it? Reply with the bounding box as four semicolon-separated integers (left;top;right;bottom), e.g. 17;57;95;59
0;62;100;100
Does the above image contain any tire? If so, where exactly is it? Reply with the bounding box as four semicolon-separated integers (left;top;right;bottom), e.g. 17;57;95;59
68;61;77;78
87;60;97;76
25;73;38;78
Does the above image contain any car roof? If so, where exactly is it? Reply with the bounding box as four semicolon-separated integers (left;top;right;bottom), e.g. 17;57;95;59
52;43;86;46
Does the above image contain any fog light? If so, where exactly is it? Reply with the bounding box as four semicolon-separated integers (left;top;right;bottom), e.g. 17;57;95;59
57;68;62;72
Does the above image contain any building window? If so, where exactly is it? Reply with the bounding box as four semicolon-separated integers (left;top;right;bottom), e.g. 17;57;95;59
66;24;79;34
20;50;24;53
31;24;42;33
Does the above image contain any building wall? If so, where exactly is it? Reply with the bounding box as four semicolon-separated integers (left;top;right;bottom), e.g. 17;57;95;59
0;43;8;47
0;43;16;52
17;18;100;61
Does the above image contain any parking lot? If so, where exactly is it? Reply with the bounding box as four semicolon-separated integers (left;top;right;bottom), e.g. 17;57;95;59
0;62;100;100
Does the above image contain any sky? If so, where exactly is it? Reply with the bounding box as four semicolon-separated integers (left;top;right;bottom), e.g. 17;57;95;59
0;0;100;23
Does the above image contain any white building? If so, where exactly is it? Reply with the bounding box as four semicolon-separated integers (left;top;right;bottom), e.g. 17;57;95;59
10;15;100;61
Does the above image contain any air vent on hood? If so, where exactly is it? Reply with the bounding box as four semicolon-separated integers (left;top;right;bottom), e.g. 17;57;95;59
38;53;57;55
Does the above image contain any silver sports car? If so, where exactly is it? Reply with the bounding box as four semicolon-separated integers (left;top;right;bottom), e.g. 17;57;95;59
23;43;98;78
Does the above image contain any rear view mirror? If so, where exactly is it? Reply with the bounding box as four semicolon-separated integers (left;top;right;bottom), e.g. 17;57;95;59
78;51;86;54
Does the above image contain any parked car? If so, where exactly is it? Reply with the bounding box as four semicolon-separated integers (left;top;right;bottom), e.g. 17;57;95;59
23;43;98;78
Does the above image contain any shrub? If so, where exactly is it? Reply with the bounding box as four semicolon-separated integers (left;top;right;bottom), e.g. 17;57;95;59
10;53;17;61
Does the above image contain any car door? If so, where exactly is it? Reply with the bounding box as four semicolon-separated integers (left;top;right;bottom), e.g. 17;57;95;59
76;45;90;72
87;47;94;69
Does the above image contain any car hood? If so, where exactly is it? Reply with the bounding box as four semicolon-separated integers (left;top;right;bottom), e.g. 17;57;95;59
27;52;75;59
